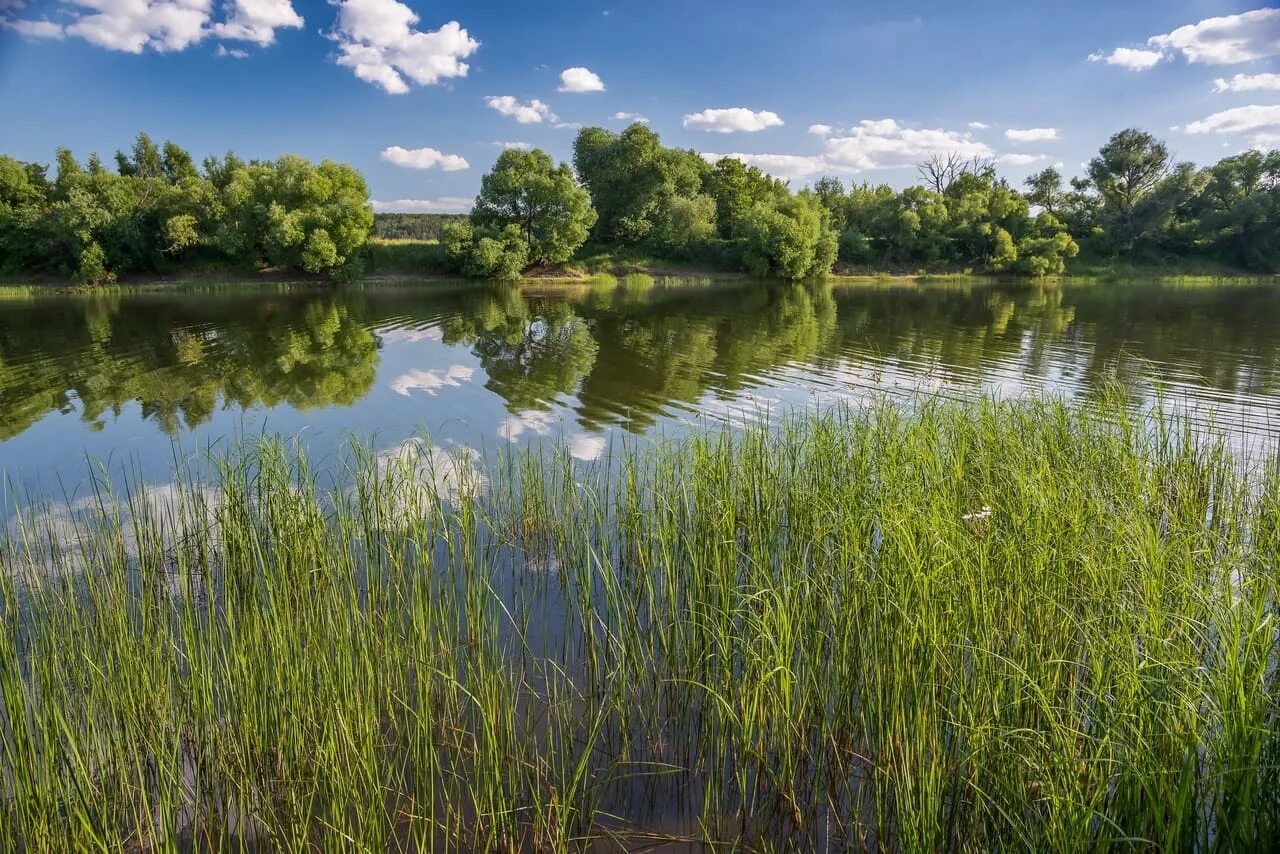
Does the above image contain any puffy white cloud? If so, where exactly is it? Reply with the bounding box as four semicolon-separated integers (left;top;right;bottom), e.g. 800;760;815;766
1088;47;1164;70
486;95;556;124
214;43;247;57
822;119;993;170
1214;73;1280;93
329;0;478;94
494;141;533;151
209;0;300;46
1092;9;1280;72
1149;8;1280;65
968;121;990;130
2;17;63;38
1181;105;1280;144
700;152;828;181
1005;127;1060;143
558;66;605;92
997;153;1048;166
380;145;469;171
612;111;649;123
49;0;214;53
683;107;784;133
390;365;474;397
808;123;834;136
371;197;474;213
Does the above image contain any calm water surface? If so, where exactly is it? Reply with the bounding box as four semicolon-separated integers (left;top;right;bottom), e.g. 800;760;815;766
0;277;1278;514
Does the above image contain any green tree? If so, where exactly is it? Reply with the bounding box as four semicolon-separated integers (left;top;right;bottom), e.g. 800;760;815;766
472;148;596;265
1086;129;1172;250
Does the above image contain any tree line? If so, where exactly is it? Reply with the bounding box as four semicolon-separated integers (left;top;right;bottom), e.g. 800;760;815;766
373;212;467;241
443;124;1278;280
0;133;373;284
2;128;1276;284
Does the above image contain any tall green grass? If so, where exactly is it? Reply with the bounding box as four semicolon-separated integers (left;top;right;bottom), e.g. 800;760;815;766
1;397;1278;850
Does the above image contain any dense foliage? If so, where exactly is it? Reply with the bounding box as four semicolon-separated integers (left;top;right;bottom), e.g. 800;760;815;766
443;148;596;279
0;133;374;283
568;124;1279;277
371;212;466;241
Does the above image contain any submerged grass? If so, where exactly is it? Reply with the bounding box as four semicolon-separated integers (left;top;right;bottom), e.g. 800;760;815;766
1;397;1278;850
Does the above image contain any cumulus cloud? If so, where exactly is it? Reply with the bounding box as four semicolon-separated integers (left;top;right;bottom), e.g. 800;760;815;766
1088;47;1164;71
214;43;248;57
968;121;990;130
44;0;215;53
558;66;605;92
390;365;474;397
612;111;649;123
822;119;994;170
1150;8;1280;65
1091;8;1280;71
2;16;64;38
700;152;827;182
808;123;834;136
683;107;784;133
329;0;478;94
494;141;532;151
381;145;469;171
371;197;474;213
997;153;1049;166
1181;105;1280;145
1214;73;1280;93
210;0;301;46
1005;127;1060;143
486;95;556;124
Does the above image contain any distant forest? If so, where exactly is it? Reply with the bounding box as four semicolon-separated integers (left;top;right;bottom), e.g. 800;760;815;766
372;213;468;242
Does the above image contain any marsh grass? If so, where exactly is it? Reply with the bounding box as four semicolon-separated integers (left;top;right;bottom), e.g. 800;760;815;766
1;397;1278;850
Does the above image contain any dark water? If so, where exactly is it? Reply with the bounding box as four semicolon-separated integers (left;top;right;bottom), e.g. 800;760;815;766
0;277;1277;512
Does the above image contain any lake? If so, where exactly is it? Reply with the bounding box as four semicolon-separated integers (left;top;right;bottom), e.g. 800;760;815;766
5;275;1280;850
0;276;1278;511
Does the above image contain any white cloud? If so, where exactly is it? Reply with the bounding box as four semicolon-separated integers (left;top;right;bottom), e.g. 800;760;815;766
683;107;784;133
51;0;214;53
554;121;583;130
214;43;247;57
558;66;605;93
209;0;301;46
1005;127;1060;143
494;141;533;151
381;145;469;171
968;121;990;130
329;0;478;94
1181;104;1280;143
822;119;994;170
1088;47;1164;71
371;197;473;213
3;17;63;38
486;95;556;124
390;365;474;397
1214;73;1280;93
1149;8;1280;65
700;152;828;181
1092;9;1280;72
808;123;834;136
612;111;649;123
997;153;1048;166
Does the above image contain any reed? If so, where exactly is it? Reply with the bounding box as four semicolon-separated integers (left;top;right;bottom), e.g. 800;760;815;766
1;396;1277;850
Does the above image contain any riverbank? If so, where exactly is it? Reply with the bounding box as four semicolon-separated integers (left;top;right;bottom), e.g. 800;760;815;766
3;396;1277;849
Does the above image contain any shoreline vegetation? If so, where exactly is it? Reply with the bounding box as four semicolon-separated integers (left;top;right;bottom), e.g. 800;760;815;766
2;396;1278;848
1;127;1276;287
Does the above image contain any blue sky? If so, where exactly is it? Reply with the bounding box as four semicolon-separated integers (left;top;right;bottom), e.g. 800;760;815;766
1;1;1277;212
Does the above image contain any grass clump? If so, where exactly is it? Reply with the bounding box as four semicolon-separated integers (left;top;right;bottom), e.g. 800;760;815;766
1;397;1278;850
